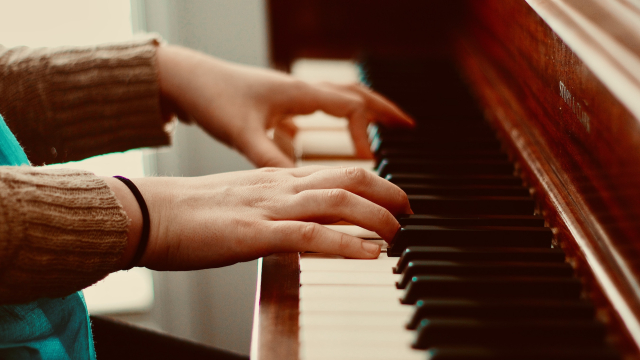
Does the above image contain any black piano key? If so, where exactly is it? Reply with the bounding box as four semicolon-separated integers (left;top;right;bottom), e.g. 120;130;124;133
374;152;510;169
413;319;605;349
408;195;535;216
386;174;523;186
396;214;545;227
399;184;530;197
372;137;502;154
375;149;508;162
400;276;582;304
371;120;494;134
365;61;618;360
397;261;573;289
425;346;619;360
372;132;498;145
394;247;566;274
371;123;494;139
387;226;552;256
377;159;514;177
406;299;595;329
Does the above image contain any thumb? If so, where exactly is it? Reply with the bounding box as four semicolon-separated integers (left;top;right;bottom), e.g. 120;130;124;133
236;133;296;168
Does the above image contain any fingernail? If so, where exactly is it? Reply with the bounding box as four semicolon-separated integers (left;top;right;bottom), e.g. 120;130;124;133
362;241;380;256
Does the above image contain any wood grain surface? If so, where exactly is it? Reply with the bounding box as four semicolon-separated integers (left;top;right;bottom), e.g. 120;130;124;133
267;0;463;70
255;253;300;360
458;0;640;356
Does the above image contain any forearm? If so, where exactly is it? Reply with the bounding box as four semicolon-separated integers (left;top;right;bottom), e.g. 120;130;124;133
0;36;170;165
0;167;129;305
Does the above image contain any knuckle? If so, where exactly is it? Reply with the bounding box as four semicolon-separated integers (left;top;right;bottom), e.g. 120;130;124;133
352;96;366;110
345;82;361;91
290;79;312;96
343;166;373;192
324;188;349;207
300;222;319;244
337;233;351;252
259;167;280;173
343;166;367;183
376;206;391;224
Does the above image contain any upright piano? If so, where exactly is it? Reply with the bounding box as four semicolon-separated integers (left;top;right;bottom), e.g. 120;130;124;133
252;1;640;359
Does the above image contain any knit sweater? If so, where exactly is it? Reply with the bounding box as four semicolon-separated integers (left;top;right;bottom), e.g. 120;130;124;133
0;36;171;305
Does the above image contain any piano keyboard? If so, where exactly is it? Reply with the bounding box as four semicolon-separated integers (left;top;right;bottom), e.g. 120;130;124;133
297;59;620;360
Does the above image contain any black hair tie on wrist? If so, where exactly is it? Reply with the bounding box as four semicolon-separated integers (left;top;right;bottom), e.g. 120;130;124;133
113;176;150;270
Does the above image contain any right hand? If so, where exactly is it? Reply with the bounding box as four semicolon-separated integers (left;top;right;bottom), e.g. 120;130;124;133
106;166;412;271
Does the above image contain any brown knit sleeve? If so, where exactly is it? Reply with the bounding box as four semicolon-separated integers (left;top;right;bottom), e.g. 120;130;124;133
0;35;171;166
0;166;129;305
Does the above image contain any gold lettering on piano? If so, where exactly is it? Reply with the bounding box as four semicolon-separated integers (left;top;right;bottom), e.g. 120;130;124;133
559;81;591;132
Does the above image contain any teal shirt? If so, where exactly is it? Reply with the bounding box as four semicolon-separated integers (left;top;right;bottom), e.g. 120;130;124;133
0;115;96;360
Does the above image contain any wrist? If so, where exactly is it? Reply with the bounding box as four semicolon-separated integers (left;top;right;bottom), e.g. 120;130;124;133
156;45;204;115
156;45;228;130
102;176;143;269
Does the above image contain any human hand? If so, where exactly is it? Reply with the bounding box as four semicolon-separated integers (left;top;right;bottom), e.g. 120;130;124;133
105;166;411;270
156;45;414;167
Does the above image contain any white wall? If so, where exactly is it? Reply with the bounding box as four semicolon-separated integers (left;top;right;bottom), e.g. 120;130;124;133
135;0;269;355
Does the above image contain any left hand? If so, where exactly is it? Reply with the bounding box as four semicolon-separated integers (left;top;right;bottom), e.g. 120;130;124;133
156;45;414;167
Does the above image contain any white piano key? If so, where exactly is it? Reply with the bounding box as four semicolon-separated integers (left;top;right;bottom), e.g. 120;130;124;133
300;312;409;327
300;298;412;313
301;251;397;261
300;346;424;360
294;129;356;157
300;285;403;299
300;271;400;285
300;328;422;360
301;327;414;345
323;225;382;239
300;256;397;272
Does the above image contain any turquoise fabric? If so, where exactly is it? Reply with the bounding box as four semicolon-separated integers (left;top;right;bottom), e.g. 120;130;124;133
0;115;29;166
0;114;96;360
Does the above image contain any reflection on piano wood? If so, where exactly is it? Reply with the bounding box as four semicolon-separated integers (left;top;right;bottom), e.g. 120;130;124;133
252;0;640;359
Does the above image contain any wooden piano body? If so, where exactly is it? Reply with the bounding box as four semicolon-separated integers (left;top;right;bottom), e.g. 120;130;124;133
252;1;640;358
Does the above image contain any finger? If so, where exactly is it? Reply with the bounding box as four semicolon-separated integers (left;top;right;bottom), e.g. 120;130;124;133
347;109;376;158
345;83;415;127
268;221;381;259
280;189;400;241
313;82;414;127
273;124;296;161
277;117;298;138
295;166;412;214
236;133;295;168
292;82;364;119
304;83;412;157
286;165;334;177
298;84;374;157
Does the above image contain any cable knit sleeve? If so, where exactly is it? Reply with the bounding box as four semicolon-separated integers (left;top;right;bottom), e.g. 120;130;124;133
0;167;129;305
0;35;171;165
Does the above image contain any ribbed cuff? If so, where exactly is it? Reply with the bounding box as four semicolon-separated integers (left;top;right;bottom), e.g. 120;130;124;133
0;167;128;304
0;34;170;165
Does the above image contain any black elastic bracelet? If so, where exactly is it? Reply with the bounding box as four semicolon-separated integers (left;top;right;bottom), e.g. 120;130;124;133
113;176;150;270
